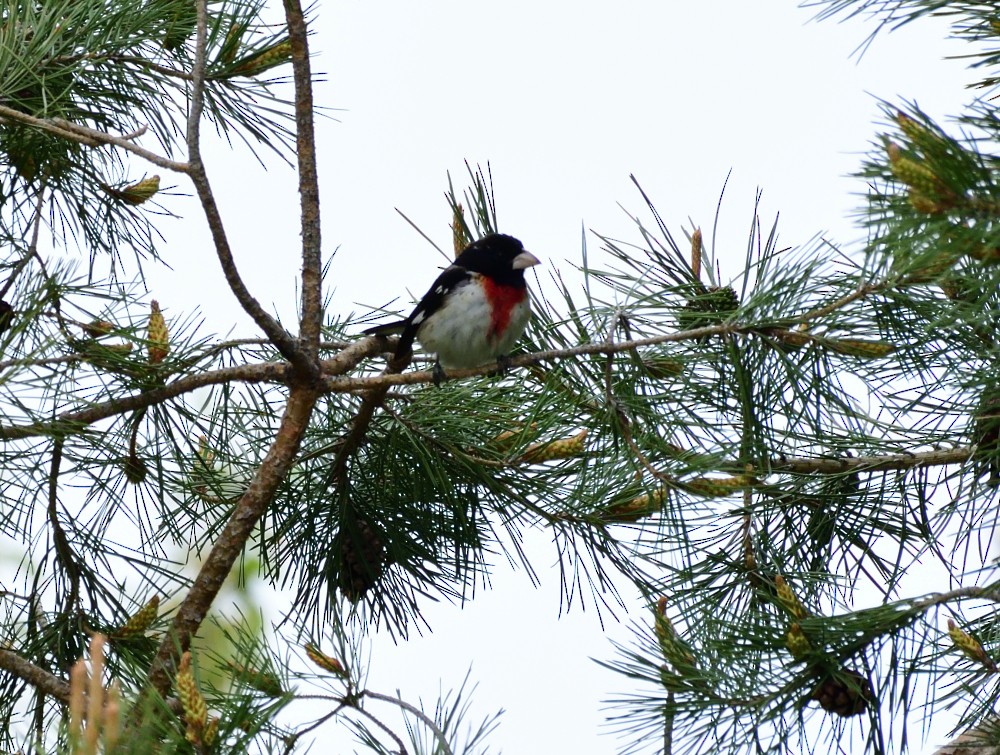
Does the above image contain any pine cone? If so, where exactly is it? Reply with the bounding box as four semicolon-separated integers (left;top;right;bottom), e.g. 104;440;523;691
338;519;387;602
811;668;872;718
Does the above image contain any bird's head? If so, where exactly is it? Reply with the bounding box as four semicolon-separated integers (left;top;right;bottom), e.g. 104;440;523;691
456;233;540;286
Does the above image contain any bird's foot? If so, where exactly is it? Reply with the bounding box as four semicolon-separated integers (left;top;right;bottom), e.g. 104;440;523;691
495;354;512;377
432;361;447;387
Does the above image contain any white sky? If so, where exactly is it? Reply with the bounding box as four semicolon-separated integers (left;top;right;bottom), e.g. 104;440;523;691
140;1;982;752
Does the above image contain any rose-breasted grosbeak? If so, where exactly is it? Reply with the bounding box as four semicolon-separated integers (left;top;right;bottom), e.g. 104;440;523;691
364;233;540;382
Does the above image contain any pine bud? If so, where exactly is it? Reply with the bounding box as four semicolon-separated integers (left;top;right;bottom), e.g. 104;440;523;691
908;189;947;215
895;111;941;155
690;228;703;281
176;652;208;732
124;176;160;205
785;622;812;660
203;716;219;746
654;598;698;674
641;357;684;379
231;39;293;77
886;142;949;198
118;595;159;636
82;319;114;338
679;474;758;498
947;618;997;670
219;22;247;64
771;327;811;351
147;299;169;364
452;203;470;258
602;487;667;522
227;661;284;696
518;429;587;464
823;338;895;359
304;642;349;677
774;575;809;621
197;435;216;467
103;680;121;751
489;423;538;449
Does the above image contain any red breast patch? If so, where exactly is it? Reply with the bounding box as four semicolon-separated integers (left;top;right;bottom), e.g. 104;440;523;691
482;277;527;339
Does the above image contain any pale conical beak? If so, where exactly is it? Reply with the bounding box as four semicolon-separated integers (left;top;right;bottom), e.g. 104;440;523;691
512;251;541;270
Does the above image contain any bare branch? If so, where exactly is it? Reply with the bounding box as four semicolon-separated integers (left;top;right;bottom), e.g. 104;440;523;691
144;383;320;698
0;649;70;703
283;0;323;354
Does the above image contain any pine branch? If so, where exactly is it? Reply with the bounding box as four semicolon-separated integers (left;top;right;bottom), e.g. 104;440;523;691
328;353;411;487
935;722;1000;755
0;337;379;441
0;104;188;173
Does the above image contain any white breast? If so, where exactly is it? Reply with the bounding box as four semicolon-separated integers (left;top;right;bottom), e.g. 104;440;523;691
416;282;530;369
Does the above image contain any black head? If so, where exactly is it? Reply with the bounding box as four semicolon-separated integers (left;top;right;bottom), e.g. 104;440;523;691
455;233;540;286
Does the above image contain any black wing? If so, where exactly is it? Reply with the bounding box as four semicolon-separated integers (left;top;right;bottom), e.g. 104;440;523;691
393;264;469;358
361;264;470;357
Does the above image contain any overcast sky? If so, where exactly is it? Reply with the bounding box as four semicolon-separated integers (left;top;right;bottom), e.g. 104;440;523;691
145;2;980;752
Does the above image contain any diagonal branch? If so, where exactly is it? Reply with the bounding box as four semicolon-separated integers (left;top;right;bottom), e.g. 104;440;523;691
143;383;319;699
0;649;71;703
283;0;323;355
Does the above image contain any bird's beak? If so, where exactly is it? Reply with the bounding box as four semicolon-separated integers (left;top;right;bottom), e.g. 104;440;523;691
512;251;541;270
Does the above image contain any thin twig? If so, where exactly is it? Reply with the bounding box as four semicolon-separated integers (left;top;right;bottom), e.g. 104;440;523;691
349;704;409;755
46;438;80;616
51;53;193;82
797;281;885;325
911;585;1000;612
364;689;453;755
0;188;47;306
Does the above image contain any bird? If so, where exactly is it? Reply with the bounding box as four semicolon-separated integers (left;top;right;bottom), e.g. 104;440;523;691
363;233;540;384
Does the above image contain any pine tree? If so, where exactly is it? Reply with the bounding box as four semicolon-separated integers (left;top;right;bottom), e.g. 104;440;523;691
1;0;1000;753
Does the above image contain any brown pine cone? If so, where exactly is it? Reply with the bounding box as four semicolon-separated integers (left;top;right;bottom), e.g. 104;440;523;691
811;668;872;718
338;519;387;602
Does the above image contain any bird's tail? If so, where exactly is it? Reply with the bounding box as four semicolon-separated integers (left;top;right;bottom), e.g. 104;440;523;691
362;320;416;361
